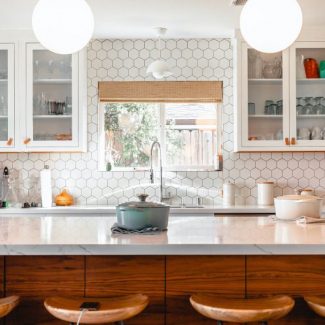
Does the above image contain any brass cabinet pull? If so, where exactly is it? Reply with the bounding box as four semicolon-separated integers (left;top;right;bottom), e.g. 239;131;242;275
6;138;13;146
285;137;290;145
24;138;31;145
291;137;296;145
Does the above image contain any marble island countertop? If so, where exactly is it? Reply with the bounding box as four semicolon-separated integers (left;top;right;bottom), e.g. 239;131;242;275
0;204;275;215
0;215;325;255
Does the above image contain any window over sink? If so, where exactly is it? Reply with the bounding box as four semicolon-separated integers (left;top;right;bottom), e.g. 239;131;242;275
97;81;223;171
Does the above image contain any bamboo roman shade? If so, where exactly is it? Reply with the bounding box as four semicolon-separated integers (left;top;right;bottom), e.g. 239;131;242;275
98;81;223;103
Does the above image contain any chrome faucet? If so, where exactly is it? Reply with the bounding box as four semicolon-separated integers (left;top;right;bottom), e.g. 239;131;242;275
149;141;163;202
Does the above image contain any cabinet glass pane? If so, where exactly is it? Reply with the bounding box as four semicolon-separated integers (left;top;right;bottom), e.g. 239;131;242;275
247;49;284;141
0;50;8;141
32;50;73;141
295;48;325;141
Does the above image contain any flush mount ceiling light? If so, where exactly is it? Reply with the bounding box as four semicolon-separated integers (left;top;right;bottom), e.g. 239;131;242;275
147;27;173;79
32;0;94;55
240;0;303;53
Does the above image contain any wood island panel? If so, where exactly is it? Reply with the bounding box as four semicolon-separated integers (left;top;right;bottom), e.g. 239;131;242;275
166;256;245;325
5;256;84;325
85;256;165;325
247;256;325;325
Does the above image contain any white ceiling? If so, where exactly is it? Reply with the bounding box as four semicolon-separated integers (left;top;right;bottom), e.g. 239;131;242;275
0;0;324;39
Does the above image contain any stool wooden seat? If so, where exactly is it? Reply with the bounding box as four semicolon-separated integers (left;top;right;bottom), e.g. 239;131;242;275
44;294;149;324
304;295;325;317
0;296;19;318
190;294;294;324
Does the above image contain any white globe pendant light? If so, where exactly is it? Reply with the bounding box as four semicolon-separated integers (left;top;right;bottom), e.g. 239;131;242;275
240;0;303;53
32;0;94;55
147;27;173;79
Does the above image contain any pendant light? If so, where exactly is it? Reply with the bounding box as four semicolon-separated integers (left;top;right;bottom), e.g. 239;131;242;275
32;0;94;55
240;0;303;53
147;27;173;79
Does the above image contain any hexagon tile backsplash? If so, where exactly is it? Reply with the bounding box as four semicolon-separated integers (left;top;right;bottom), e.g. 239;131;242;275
0;38;325;206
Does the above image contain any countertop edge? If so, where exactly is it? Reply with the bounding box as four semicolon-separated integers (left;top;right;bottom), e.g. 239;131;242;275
1;244;325;256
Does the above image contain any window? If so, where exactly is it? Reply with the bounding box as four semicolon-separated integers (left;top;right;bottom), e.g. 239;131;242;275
98;102;221;171
97;81;223;171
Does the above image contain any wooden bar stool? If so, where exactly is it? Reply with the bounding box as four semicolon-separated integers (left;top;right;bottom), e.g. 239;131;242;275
304;295;325;318
44;294;149;324
190;294;294;324
0;296;19;318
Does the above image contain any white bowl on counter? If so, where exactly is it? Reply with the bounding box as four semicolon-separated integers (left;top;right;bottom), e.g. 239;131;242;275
274;195;323;220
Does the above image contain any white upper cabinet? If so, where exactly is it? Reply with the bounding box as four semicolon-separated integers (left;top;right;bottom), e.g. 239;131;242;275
0;32;87;153
235;30;325;152
0;44;15;151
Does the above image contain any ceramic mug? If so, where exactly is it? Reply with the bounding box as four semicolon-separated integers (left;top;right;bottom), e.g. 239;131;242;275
298;128;311;140
312;126;322;140
321;128;325;140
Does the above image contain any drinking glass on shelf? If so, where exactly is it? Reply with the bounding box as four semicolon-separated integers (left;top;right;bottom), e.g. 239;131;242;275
48;60;54;74
248;102;255;115
34;60;39;80
314;97;323;115
276;100;283;115
0;96;6;115
305;97;315;115
264;100;274;115
269;103;277;115
248;51;257;79
65;96;72;115
255;53;263;79
40;92;47;115
320;97;325;114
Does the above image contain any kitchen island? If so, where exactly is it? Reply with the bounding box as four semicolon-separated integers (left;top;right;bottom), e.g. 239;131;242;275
0;214;324;255
1;215;325;324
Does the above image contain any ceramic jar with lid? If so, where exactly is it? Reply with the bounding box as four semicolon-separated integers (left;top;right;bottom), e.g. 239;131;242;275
257;181;274;206
222;182;236;206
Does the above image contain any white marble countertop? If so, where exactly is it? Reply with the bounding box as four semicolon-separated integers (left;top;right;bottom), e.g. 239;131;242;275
0;205;275;215
0;214;325;255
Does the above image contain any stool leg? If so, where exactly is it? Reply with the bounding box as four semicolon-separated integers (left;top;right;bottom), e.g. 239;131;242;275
217;321;223;325
259;322;268;325
115;322;124;325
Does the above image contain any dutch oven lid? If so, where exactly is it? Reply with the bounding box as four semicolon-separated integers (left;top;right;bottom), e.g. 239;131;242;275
275;195;322;201
118;194;168;208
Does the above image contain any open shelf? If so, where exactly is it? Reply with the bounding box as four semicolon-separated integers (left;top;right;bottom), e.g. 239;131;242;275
33;115;72;119
248;79;282;86
249;115;282;118
297;78;325;85
297;114;325;118
33;79;72;85
249;114;325;119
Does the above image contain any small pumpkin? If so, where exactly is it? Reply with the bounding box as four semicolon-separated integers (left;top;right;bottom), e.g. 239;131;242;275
55;188;74;206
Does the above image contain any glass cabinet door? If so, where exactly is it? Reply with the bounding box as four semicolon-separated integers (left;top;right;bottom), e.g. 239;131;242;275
242;43;289;148
26;43;79;149
290;42;325;147
0;44;14;149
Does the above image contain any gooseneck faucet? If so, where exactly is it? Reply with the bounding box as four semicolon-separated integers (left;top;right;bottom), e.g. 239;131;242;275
149;141;163;202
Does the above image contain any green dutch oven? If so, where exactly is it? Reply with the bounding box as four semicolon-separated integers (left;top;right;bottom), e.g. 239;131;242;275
116;194;170;230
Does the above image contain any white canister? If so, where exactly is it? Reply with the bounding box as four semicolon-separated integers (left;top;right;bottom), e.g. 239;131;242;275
257;181;274;206
223;182;236;206
301;189;314;196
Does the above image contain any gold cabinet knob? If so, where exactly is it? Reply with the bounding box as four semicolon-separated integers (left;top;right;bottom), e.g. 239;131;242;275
291;137;296;145
285;137;290;145
24;138;31;145
6;138;13;146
